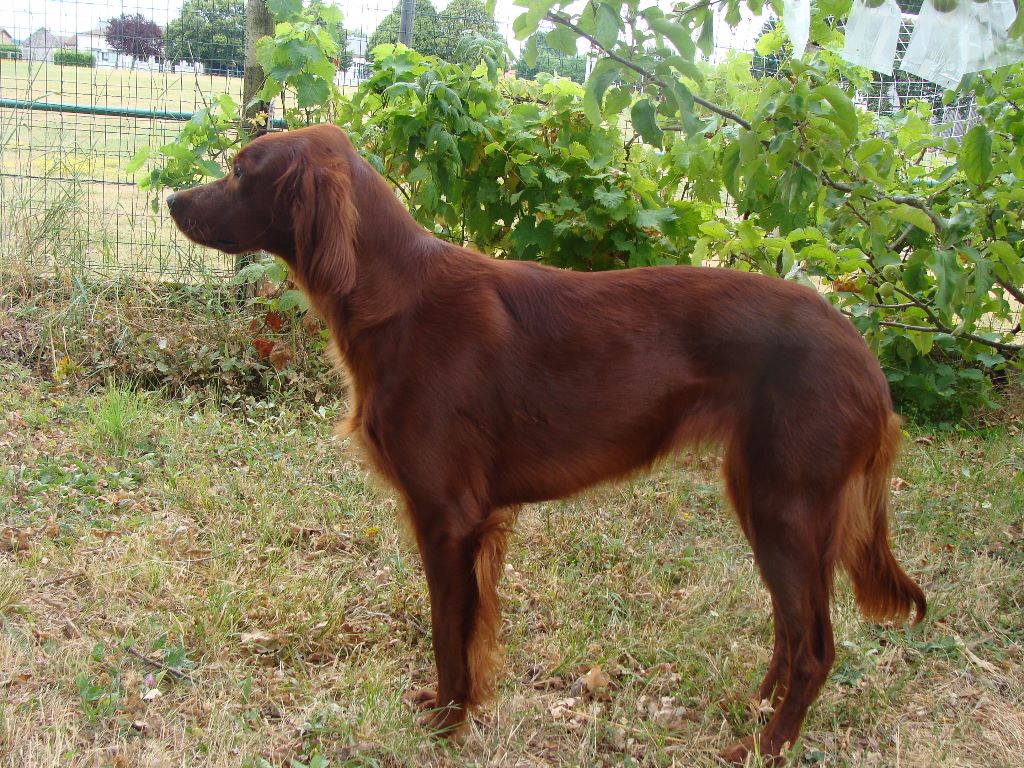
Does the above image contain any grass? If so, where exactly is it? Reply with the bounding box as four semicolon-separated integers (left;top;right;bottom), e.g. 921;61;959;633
1;284;1022;766
0;60;246;280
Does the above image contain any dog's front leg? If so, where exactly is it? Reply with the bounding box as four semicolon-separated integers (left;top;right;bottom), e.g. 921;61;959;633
402;513;482;736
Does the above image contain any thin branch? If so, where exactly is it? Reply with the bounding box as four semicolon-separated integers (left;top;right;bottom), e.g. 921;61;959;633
870;319;1021;355
995;275;1024;306
545;12;752;131
822;172;946;233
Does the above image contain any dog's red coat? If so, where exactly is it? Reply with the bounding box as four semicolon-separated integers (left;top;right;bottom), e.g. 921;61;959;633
168;124;925;762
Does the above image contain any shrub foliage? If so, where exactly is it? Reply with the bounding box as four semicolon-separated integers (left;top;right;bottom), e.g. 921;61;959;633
136;0;1024;418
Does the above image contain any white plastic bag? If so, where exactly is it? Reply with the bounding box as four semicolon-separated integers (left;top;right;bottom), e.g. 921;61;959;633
900;0;973;89
841;0;903;75
782;0;811;59
963;0;1024;74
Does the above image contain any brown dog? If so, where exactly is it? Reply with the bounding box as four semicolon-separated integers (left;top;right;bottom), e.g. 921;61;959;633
167;124;925;763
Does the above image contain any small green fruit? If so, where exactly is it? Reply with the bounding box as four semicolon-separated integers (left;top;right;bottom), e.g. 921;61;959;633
931;0;959;12
881;264;900;282
879;282;896;300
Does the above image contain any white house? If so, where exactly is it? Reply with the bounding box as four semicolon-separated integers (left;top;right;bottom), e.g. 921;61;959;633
75;23;162;71
336;32;371;88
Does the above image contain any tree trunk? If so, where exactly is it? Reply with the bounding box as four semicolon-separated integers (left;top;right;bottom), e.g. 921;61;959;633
237;0;276;275
242;0;275;141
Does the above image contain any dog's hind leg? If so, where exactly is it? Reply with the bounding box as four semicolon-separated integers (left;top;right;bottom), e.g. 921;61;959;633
720;444;840;764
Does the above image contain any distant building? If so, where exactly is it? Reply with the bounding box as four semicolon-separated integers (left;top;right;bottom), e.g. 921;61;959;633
0;28;14;46
75;23;162;71
337;32;371;88
23;28;72;62
75;25;119;67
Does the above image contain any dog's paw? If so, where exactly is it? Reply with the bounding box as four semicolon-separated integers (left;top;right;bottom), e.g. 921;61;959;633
718;737;754;765
402;688;438;711
402;688;467;738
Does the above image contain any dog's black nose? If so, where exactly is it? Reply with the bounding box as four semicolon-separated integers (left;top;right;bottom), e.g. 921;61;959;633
166;192;178;212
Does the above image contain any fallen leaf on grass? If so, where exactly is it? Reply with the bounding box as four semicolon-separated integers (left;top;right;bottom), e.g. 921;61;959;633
1;672;32;688
240;631;289;653
891;476;909;492
269;343;293;370
570;665;612;700
1;527;30;552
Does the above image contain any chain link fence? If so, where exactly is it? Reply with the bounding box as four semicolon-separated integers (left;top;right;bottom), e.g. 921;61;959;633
0;0;977;281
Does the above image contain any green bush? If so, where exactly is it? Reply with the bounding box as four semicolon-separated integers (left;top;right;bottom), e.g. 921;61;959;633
53;50;96;67
0;43;21;60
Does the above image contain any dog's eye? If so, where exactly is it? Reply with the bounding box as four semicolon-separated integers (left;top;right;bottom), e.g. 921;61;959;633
233;165;243;179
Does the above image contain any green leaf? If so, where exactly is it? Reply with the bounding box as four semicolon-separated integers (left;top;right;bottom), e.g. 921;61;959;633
1010;5;1024;38
513;7;547;41
522;34;538;67
594;186;626;209
927;248;965;313
630;98;664;148
817;84;857;141
583;58;619;125
696;10;714;56
633;207;676;231
721;141;741;199
294;74;330;108
267;0;302;20
407;164;432;184
603;87;632;118
278;289;309;312
546;24;579;56
125;146;150;174
159;143;195;163
648;16;696;60
959;125;993;185
889;203;936;235
593;3;621;49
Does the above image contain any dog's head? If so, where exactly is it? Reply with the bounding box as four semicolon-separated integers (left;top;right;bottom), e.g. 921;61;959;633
167;124;358;296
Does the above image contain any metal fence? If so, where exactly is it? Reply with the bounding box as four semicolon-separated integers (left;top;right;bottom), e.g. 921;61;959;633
0;1;976;281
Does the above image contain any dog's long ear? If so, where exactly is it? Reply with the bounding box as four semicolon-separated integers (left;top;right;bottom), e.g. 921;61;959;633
286;151;358;297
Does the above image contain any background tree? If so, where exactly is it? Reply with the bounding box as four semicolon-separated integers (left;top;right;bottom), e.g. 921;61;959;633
436;0;502;65
165;0;246;76
514;30;586;83
367;0;443;60
106;13;163;67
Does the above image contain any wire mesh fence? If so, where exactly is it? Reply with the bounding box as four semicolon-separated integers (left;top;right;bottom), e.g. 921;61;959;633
0;0;979;282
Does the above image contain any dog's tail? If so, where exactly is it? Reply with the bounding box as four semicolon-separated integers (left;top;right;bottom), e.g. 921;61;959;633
839;413;926;624
466;509;514;708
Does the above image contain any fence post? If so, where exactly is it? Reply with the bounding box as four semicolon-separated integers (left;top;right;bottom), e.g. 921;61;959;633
398;0;416;47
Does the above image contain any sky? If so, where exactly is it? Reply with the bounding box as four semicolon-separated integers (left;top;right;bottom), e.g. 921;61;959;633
0;0;520;39
0;0;765;56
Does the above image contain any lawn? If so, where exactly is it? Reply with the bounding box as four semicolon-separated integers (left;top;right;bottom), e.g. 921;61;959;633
1;281;1022;767
0;60;247;279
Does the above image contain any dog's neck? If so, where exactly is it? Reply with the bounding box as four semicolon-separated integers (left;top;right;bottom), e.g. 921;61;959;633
317;153;445;355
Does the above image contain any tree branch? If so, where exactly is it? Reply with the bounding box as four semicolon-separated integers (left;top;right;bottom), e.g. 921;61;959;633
822;172;946;233
545;12;752;131
995;275;1024;306
871;320;1021;355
